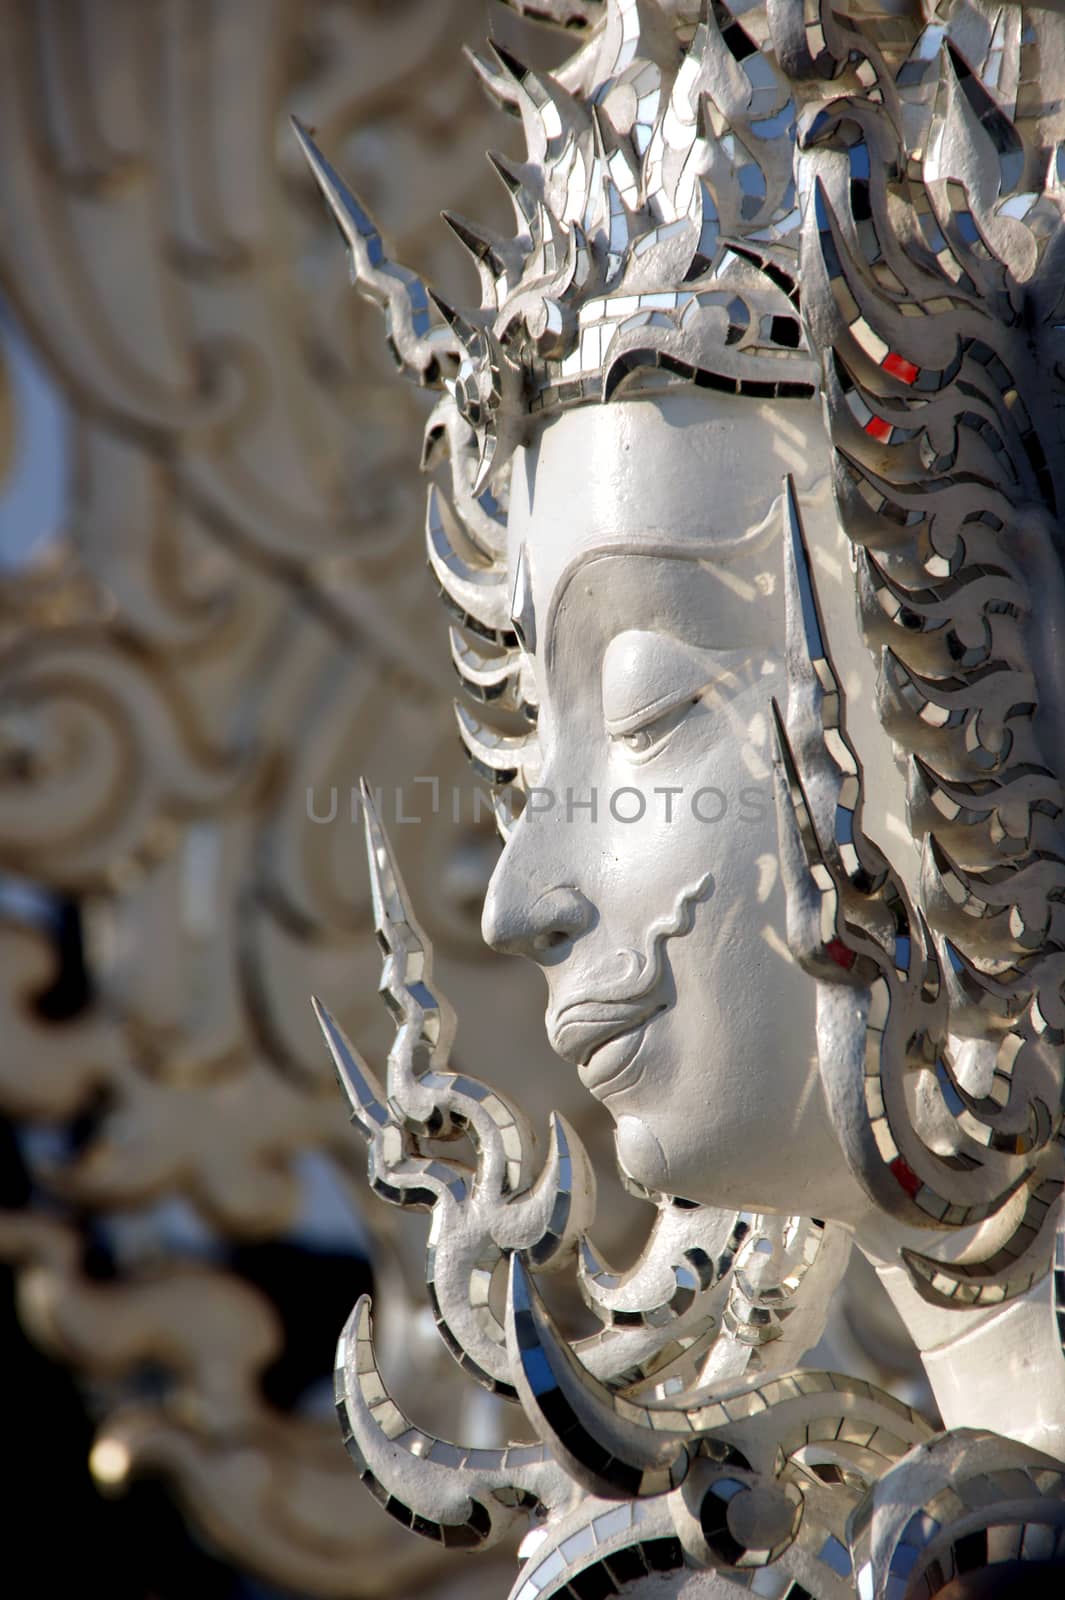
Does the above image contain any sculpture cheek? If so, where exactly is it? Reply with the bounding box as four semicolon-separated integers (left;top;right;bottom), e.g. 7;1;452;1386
614;1115;669;1193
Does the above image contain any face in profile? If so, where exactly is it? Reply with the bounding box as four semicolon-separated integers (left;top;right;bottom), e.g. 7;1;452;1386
482;389;862;1218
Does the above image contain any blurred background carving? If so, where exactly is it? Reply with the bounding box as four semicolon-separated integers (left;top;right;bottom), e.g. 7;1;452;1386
0;3;603;1594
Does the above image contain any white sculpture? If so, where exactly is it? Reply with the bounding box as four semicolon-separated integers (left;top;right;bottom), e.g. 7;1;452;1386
298;3;1065;1593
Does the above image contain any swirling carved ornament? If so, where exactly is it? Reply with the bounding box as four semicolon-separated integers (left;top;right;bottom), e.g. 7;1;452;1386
0;2;592;1594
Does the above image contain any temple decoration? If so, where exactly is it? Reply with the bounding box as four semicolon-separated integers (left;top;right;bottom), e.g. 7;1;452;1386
301;1;1065;1594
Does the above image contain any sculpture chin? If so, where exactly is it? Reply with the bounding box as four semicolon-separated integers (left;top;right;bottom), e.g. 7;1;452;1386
613;1115;670;1196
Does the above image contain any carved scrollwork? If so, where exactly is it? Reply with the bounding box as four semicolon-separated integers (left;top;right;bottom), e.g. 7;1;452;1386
0;3;586;1594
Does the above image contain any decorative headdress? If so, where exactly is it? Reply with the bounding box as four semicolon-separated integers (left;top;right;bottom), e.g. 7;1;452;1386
777;5;1065;1308
300;0;817;484
298;2;1065;1593
292;0;838;829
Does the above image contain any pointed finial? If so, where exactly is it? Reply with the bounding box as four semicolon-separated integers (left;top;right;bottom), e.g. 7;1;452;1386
291;117;382;260
358;777;420;949
426;289;481;353
290;116;455;385
311;996;389;1134
509;544;537;653
781;473;827;668
486;150;541;239
441;211;511;306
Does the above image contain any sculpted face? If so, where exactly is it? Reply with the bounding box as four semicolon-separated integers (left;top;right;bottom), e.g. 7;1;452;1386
483;390;863;1218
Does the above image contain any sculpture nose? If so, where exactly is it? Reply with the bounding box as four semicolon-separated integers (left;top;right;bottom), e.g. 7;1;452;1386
482;866;594;960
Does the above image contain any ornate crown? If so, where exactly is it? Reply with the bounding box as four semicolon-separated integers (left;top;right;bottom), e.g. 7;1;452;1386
294;0;822;503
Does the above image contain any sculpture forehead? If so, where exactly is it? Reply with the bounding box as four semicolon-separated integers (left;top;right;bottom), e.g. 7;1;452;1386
507;390;831;617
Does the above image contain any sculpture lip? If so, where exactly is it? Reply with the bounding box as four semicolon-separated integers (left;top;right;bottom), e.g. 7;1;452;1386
548;997;665;1082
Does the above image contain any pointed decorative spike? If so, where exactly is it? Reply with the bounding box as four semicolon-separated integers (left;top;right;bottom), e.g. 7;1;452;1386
487;38;527;84
486;150;540;234
505;1256;691;1499
440;210;504;269
311;997;390;1135
509;545;537;653
290;117;452;386
943;39;1023;172
358;777;423;949
486;41;586;166
590;100;610;160
774;720;852;982
358;778;458;1088
291;117;380;258
489;37;581;117
464;44;522;114
441;211;510;307
770;699;807;814
471;432;500;499
426;288;480;351
491;787;522;842
770;698;830;880
487;149;525;194
782;473;829;672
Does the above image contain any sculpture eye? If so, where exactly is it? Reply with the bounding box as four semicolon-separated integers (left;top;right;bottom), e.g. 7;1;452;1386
602;630;719;755
612;696;699;759
619;728;654;754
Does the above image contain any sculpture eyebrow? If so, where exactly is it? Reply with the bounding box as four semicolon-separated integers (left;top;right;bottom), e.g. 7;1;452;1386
604;686;706;738
543;543;705;669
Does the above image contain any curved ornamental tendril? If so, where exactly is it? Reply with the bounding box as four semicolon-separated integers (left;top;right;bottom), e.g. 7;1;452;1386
316;782;856;1547
791;25;1065;1304
773;475;1063;1305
